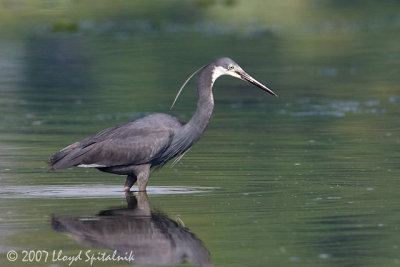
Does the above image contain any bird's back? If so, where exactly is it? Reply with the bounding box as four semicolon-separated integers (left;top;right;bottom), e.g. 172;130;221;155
49;113;184;170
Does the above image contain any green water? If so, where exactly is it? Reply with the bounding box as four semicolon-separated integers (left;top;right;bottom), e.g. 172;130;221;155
1;1;400;266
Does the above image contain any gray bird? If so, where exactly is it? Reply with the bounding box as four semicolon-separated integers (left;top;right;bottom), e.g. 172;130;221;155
50;57;277;191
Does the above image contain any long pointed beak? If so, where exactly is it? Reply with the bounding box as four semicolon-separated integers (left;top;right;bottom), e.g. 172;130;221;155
239;71;277;97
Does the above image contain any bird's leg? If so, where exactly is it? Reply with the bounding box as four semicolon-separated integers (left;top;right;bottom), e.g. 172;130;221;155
124;174;137;192
136;164;151;192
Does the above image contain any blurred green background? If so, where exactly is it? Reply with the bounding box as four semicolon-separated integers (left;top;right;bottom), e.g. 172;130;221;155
0;0;400;266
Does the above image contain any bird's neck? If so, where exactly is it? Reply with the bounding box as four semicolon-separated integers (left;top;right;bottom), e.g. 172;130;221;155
184;64;215;137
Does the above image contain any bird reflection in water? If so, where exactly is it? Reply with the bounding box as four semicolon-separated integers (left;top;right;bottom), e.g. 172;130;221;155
51;192;213;266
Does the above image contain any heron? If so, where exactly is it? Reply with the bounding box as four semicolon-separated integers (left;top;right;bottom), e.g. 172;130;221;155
50;57;277;192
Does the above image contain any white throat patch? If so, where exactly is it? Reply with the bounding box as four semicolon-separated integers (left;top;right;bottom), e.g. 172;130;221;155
211;66;241;85
211;66;228;84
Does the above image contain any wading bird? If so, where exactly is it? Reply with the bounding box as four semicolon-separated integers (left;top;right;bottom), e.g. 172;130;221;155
50;57;277;192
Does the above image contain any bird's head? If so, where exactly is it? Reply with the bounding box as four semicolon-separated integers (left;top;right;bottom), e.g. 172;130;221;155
211;57;277;96
171;57;277;108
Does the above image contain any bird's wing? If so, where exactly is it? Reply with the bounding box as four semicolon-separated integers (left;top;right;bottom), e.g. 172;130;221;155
50;121;177;169
82;128;174;166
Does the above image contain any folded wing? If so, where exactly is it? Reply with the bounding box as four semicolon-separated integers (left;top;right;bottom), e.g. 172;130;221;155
50;114;180;170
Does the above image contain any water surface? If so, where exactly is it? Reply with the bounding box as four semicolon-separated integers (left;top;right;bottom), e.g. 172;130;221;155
1;1;400;266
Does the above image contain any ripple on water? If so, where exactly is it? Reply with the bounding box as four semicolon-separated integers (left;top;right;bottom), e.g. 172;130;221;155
0;185;217;199
280;99;389;117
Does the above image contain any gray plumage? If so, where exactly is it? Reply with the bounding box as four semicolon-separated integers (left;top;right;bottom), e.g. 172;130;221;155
51;114;182;168
49;57;277;191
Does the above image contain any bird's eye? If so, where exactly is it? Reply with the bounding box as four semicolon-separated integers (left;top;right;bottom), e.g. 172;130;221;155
227;64;234;71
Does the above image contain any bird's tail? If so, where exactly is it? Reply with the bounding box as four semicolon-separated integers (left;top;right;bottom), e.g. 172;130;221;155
49;142;81;170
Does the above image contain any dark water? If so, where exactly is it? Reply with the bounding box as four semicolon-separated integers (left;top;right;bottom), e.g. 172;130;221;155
1;1;400;266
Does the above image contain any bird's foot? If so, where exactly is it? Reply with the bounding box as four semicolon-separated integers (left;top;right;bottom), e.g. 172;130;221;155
124;174;137;192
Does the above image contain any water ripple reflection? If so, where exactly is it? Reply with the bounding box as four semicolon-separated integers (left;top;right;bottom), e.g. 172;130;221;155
279;98;391;117
0;185;216;199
